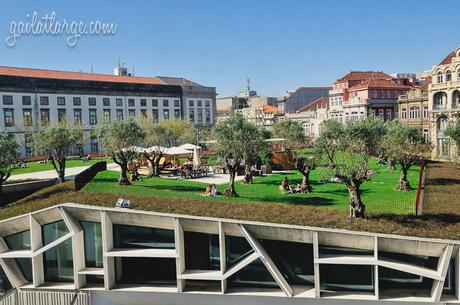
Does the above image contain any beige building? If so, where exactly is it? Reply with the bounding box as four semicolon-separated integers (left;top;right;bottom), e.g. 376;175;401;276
397;80;431;143
428;48;460;160
284;96;328;139
236;105;279;130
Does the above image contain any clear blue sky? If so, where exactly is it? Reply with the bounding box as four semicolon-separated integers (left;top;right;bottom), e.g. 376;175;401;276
0;0;459;97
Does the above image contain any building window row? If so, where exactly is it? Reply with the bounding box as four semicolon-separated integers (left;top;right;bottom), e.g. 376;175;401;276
189;100;211;108
436;70;460;83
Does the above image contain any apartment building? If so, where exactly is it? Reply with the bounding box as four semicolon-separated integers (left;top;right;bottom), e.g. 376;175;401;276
328;71;392;123
236;105;279;130
284;96;328;138
397;79;431;143
428;48;460;159
280;87;329;114
0;66;216;157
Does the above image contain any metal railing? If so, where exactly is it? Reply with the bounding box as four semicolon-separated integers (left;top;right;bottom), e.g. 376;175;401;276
0;289;90;305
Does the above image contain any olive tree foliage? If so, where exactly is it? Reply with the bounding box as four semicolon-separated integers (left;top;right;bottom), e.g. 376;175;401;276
242;127;267;184
142;122;169;177
445;119;460;163
160;119;197;146
34;122;80;183
102;119;145;185
316;118;386;219
212;114;264;196
272;119;308;151
0;131;18;205
381;121;429;191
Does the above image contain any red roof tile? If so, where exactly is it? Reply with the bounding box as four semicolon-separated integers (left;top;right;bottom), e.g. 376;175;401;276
0;66;163;85
334;71;392;84
348;79;412;91
439;51;456;65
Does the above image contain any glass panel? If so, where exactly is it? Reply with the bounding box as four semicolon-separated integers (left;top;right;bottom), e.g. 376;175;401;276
16;258;32;282
113;224;175;249
4;230;30;250
115;257;176;285
86;275;104;284
225;236;253;269
0;266;12;295
42;220;69;246
443;259;456;295
227;258;277;289
43;239;74;282
320;264;374;292
184;232;220;270
80;221;103;268
260;239;314;285
320;245;373;256
379;267;432;297
379;251;438;270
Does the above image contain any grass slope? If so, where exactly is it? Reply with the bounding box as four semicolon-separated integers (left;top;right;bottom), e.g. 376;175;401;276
83;158;419;214
11;158;112;176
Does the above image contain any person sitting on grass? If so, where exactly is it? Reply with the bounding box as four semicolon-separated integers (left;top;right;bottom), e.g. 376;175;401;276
280;177;290;191
203;183;221;196
129;163;142;182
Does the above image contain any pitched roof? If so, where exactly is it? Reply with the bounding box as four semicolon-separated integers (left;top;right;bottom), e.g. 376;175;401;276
348;79;412;91
157;76;203;87
257;105;279;113
0;66;163;85
439;51;456;65
334;71;392;84
421;77;432;92
297;96;329;112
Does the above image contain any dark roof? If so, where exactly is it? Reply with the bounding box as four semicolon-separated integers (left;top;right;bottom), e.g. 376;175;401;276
297;96;329;112
439;51;456;65
157;76;203;87
284;87;330;114
0;66;163;85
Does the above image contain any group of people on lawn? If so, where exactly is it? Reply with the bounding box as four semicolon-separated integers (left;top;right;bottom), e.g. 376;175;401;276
279;176;303;194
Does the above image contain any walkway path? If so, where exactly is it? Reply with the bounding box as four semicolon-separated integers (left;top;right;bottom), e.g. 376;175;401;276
423;161;460;214
9;163;119;182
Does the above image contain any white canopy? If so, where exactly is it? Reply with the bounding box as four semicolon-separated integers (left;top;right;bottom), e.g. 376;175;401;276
164;147;192;156
179;143;201;150
122;146;146;153
145;146;168;154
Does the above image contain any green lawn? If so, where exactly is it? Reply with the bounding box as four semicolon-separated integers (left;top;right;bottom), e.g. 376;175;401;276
82;158;419;214
11;158;112;176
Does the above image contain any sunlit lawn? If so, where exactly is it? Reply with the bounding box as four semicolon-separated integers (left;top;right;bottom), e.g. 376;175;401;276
82;158;419;214
11;158;113;175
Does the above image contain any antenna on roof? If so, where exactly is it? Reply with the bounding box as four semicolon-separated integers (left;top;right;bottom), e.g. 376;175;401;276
247;78;250;91
90;63;94;73
132;65;135;76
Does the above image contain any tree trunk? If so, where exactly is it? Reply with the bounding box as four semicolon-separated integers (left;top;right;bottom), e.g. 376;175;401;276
153;154;162;177
348;185;365;218
224;169;239;197
243;164;253;184
58;159;66;183
396;167;411;191
387;160;396;171
300;170;312;193
119;161;131;185
0;182;4;207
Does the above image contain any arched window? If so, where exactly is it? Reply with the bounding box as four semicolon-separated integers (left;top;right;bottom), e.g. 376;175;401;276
446;70;452;82
409;106;420;119
458;69;460;80
434;92;447;109
437;71;444;83
437;116;449;135
453;91;460;108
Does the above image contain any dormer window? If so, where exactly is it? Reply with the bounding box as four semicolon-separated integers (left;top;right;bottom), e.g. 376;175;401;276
437;71;443;83
446;70;452;82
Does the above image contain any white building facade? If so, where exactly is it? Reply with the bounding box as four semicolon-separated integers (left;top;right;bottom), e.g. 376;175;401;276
0;67;216;157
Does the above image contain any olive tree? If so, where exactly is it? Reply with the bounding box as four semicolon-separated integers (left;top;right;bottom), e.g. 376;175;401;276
102;119;145;185
142;122;169;177
212;114;262;196
160;119;197;146
34;122;80;183
317;117;385;218
0;132;18;205
272;119;307;151
242;127;267;184
295;155;317;193
382;121;429;191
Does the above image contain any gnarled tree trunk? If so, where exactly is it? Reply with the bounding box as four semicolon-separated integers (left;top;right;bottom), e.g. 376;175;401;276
387;159;396;171
348;183;365;219
224;167;239;197
396;166;411;191
119;161;131;185
243;164;253;184
300;169;312;193
146;152;163;177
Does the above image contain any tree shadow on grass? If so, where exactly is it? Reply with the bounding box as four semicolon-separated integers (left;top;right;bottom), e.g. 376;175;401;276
370;213;460;225
238;194;336;207
131;184;205;193
426;178;460;186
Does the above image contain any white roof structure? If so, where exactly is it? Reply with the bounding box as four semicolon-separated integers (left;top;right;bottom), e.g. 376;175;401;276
122;146;146;153
164;147;192;156
178;143;201;150
145;146;168;154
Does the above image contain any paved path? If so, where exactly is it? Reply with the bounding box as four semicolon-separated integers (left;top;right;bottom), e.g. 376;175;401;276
9;163;119;182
